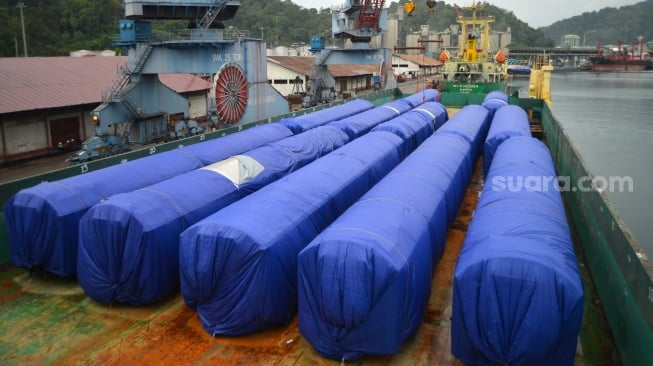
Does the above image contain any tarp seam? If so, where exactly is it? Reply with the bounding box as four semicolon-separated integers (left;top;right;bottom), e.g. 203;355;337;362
174;148;207;167
329;227;409;266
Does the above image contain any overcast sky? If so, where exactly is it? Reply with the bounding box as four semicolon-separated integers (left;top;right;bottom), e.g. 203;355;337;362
289;0;643;28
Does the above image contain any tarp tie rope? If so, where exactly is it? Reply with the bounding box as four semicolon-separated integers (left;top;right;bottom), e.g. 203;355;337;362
414;107;436;120
381;105;401;115
140;188;188;230
49;182;87;209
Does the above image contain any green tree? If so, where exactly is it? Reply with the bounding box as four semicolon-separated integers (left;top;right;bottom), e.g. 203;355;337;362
3;0;649;57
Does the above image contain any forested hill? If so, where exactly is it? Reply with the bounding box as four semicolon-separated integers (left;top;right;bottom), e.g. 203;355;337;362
540;0;653;47
1;0;650;57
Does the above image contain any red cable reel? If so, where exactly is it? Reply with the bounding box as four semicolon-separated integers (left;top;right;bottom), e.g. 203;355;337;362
214;63;248;125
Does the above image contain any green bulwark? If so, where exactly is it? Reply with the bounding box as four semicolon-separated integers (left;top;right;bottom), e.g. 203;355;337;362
541;102;653;366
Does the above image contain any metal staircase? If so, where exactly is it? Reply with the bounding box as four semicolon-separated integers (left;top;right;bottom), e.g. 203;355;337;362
198;1;228;29
131;44;152;73
104;44;152;103
314;49;332;66
101;44;152;141
356;0;385;29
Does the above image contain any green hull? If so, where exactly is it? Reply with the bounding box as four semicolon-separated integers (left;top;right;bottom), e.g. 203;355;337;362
0;89;650;365
540;102;653;366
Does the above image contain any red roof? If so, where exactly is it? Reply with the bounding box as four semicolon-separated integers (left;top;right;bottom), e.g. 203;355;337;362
0;56;212;114
328;64;379;78
158;73;212;93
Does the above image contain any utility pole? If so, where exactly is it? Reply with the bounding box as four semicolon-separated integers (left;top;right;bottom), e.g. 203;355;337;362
16;2;28;57
583;30;596;48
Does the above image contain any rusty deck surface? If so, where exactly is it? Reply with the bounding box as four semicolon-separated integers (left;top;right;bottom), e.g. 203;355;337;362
0;162;618;365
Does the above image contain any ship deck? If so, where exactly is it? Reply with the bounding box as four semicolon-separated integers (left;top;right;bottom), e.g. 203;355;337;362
0;154;619;365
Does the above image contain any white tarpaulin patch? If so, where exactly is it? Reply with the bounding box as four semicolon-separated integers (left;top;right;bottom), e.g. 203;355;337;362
201;155;264;187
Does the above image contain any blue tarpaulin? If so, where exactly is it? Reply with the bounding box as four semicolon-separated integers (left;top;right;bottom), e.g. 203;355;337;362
179;128;427;336
278;99;374;134
400;89;439;107
483;104;532;176
297;103;485;360
328;90;438;139
481;90;509;118
77;125;349;305
452;136;584;366
329;101;406;139
372;102;448;157
436;104;490;162
4;123;292;276
183;124;292;166
180;132;403;335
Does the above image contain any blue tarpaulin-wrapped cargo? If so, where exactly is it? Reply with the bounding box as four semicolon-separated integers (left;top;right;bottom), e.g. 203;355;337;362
178;129;425;336
399;89;439;107
329;101;407;140
4;123;292;276
183;124;292;166
481;90;509;118
452;136;584;366
436;104;490;163
328;102;405;140
412;102;448;128
328;90;437;140
278;99;374;134
77;125;349;305
371;102;448;156
297;103;484;360
483;104;532;176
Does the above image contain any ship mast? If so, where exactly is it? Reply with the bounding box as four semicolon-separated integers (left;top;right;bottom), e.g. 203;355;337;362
456;1;493;62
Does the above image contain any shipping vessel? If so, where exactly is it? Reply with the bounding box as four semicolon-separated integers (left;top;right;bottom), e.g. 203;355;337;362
589;39;649;71
436;2;508;94
1;1;652;366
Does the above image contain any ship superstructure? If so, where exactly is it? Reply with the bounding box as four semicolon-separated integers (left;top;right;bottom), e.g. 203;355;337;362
437;1;507;93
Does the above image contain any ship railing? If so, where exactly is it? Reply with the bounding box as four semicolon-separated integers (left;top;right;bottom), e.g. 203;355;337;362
532;54;551;71
326;39;384;50
111;29;252;45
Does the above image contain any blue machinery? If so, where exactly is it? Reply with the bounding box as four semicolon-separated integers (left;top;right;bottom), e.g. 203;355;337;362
90;0;289;147
90;1;396;150
306;0;395;105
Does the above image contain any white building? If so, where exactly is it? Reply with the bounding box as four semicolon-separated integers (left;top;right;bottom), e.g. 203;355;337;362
391;53;442;79
266;56;379;98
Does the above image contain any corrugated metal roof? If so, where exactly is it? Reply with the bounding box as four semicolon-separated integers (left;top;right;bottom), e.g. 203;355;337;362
394;54;443;67
158;73;212;93
0;56;212;114
267;56;314;75
328;64;379;77
267;56;378;78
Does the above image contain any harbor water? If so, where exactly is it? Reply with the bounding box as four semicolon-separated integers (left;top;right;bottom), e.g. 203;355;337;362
528;71;653;258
